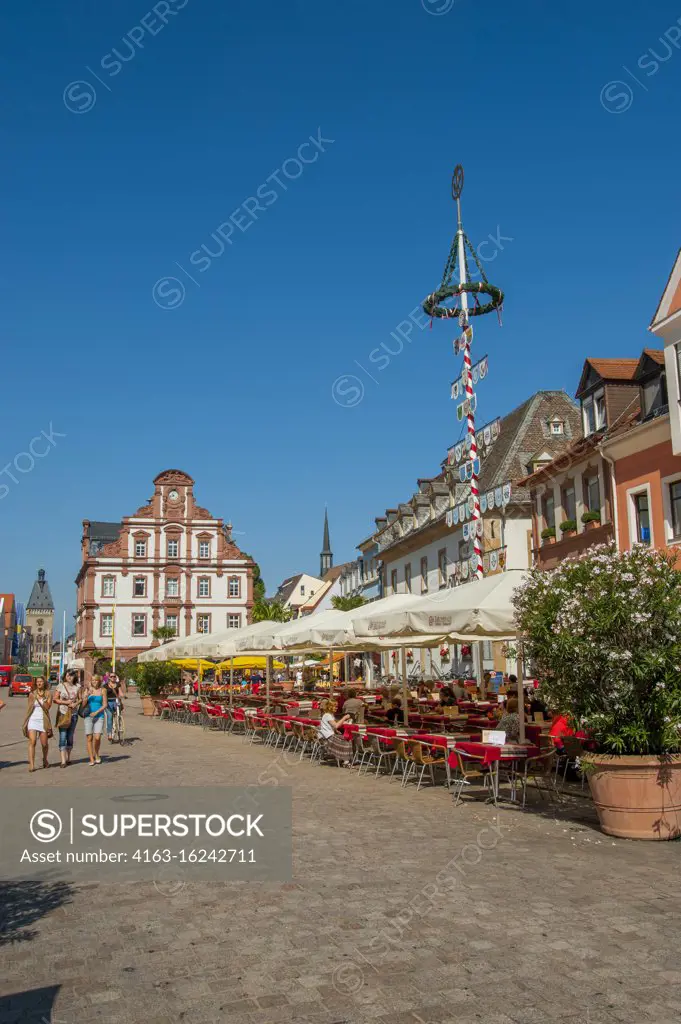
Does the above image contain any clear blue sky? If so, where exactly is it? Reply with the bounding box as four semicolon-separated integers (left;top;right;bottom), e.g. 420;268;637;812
2;0;681;628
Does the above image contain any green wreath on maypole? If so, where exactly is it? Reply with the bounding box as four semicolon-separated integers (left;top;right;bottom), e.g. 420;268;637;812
422;165;504;322
423;281;504;320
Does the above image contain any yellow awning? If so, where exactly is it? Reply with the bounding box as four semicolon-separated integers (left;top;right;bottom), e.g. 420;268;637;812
216;656;285;671
171;659;216;672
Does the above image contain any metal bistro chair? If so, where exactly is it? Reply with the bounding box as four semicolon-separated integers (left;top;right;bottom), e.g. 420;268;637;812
302;724;323;763
402;740;448;791
248;713;272;745
449;749;498;806
359;733;398;776
519;747;561;807
389;738;411;784
557;735;587;791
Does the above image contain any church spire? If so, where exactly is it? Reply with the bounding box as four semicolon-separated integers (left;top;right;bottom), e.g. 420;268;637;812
320;507;333;577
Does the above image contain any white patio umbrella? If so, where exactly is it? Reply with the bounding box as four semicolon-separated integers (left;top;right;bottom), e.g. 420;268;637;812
138;630;209;663
182;619;291;659
351;570;529;739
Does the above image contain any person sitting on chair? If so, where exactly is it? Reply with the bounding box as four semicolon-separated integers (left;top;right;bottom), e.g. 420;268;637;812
497;696;521;742
385;698;405;725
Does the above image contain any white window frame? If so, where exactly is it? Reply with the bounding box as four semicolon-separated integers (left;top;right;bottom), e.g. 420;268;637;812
227;614;241;629
197;577;210;598
133;576;146;598
228;576;241;598
550;419;563;435
134;540;147;558
165;614;178;635
165;578;179;598
102;575;116;598
197;614;211;634
661;473;681;544
626;483;654;549
100;614;113;637
199;540;210;559
167;539;179;558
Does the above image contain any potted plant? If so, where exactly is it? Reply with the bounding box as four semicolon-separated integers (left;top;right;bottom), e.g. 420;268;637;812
559;519;577;538
541;526;556;545
134;662;181;716
513;545;681;839
582;510;601;531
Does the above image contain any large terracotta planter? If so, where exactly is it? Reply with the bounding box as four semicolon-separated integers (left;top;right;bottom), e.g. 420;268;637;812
587;754;681;840
584;519;601;531
141;695;156;717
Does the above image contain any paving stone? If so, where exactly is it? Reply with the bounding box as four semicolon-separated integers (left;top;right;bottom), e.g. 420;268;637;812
0;695;678;1024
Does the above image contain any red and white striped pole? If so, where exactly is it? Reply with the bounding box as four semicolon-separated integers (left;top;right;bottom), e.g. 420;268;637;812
456;204;483;580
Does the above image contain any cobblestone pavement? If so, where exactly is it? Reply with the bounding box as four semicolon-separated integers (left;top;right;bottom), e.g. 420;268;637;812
1;694;679;1024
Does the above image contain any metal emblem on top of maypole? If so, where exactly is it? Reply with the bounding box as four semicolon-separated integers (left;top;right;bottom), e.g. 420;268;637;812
451;164;464;200
423;164;504;581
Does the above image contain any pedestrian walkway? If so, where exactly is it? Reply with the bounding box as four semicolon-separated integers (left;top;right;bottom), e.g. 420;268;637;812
1;695;679;1024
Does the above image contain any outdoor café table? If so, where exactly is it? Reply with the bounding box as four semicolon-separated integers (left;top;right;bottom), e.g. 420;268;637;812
448;740;540;802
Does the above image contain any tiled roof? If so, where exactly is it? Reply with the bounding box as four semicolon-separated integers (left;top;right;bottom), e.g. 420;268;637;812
584;358;639;382
643;348;665;365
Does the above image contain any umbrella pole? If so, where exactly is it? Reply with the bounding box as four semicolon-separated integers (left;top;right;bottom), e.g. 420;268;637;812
230;657;234;710
266;655;272;712
478;641;486;698
344;653;350;685
400;646;410;728
515;632;525;744
198;663;202;700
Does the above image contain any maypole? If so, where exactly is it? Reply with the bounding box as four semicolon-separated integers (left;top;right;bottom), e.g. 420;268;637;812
423;164;504;581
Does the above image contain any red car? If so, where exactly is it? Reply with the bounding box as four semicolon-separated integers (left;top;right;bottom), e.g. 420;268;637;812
9;673;33;696
0;665;11;687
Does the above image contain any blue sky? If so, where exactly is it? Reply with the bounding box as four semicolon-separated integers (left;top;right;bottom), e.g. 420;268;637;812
2;0;681;628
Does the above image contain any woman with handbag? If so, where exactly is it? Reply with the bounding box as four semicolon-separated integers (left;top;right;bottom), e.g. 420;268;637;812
81;675;107;766
23;676;53;773
54;669;82;767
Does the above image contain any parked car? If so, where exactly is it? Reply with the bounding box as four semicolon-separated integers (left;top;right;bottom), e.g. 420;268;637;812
9;673;33;696
0;665;11;687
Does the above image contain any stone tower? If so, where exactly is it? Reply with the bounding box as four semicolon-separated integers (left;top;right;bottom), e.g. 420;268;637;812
26;568;54;668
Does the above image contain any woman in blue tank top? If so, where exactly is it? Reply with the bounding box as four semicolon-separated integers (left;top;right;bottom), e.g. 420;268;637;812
81;675;107;766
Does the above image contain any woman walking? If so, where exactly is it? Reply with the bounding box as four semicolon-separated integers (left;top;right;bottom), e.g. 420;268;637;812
23;676;53;772
54;669;82;767
81;675;107;766
103;673;121;741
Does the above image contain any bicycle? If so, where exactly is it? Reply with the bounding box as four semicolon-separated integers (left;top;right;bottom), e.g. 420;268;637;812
111;701;126;745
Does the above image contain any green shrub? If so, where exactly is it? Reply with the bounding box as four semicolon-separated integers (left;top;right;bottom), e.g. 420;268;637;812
559;519;577;533
513;545;681;755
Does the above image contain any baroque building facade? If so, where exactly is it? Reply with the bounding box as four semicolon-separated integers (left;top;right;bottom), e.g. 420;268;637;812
74;470;254;671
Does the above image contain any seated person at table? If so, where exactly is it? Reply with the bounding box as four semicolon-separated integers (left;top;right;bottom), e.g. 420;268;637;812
497;696;521;742
417;681;431;699
317;699;352;751
451;680;467;701
342;688;365;723
386;698;405;725
528;693;547;718
549;711;575;749
439;685;457;707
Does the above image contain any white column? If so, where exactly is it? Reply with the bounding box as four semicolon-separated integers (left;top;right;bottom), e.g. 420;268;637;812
553;482;563;527
574;473;585;533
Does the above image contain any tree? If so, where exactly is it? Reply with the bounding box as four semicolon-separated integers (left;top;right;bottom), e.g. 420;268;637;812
251;599;292;623
242;552;266;602
331;595;366;612
513;544;681;755
152;626;177;644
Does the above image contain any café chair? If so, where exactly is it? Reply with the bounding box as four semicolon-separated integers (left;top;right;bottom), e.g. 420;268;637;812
449;749;498;806
402;740;447;791
519;748;561;806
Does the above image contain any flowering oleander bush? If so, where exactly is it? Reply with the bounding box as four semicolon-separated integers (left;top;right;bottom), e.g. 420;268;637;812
513;545;681;755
